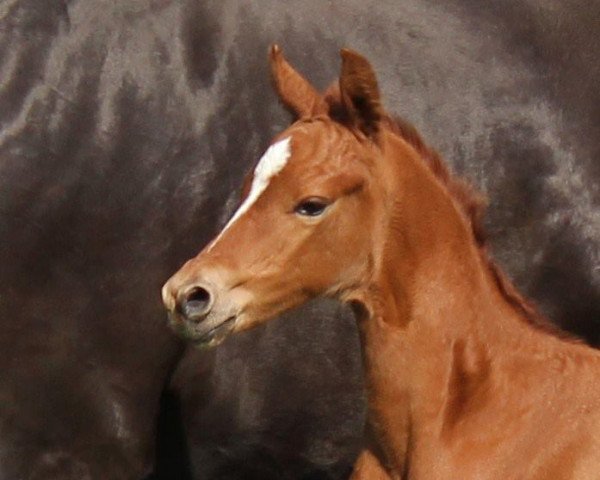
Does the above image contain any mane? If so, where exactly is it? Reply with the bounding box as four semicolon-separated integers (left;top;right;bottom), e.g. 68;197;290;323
381;115;582;343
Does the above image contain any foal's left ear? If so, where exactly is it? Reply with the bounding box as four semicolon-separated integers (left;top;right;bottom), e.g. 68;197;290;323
339;49;384;138
269;44;328;118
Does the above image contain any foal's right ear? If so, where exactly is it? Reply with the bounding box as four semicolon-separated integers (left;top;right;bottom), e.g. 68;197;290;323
339;48;384;139
269;44;328;118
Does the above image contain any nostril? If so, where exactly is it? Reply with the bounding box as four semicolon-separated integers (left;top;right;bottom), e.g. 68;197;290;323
186;286;210;308
178;285;213;322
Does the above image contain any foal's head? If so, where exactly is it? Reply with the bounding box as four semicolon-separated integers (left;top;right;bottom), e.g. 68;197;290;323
162;46;444;346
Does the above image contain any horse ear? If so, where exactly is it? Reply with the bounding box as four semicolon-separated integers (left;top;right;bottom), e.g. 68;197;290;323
339;48;384;138
269;44;328;118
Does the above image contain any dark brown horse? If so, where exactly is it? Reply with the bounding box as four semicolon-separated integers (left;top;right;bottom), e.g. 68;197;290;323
163;46;600;479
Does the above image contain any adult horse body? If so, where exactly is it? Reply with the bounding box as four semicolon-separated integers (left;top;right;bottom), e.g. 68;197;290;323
163;47;600;478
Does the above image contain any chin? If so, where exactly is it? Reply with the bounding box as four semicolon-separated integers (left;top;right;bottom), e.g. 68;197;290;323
168;312;238;348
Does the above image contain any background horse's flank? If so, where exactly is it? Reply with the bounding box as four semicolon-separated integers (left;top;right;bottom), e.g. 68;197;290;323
1;1;599;479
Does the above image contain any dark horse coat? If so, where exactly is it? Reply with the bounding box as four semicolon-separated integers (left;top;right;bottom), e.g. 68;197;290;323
1;1;598;479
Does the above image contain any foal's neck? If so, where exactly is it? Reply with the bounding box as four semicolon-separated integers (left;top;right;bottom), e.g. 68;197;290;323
354;132;540;469
365;132;517;343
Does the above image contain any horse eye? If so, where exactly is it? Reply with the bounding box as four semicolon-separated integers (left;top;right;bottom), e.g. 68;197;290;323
294;197;330;217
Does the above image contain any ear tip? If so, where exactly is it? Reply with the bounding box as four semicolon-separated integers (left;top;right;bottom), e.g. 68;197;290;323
340;47;362;62
269;44;282;59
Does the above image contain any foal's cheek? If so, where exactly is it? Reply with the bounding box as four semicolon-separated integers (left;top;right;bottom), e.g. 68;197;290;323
316;230;364;284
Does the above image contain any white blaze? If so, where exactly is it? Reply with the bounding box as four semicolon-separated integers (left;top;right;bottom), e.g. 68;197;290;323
207;137;292;251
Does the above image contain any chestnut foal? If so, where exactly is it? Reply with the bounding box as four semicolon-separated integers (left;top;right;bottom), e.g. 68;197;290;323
162;46;600;479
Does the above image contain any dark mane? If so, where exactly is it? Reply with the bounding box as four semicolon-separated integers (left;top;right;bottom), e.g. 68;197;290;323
382;115;582;343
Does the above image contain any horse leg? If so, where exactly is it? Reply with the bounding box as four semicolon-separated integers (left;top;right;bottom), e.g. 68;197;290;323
349;449;394;480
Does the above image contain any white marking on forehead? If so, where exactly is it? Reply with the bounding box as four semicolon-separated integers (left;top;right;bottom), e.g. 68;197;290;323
207;137;292;252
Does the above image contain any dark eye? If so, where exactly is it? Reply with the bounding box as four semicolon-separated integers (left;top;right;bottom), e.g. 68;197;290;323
294;197;330;217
